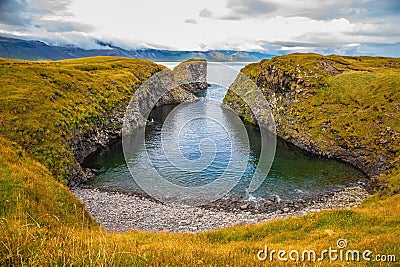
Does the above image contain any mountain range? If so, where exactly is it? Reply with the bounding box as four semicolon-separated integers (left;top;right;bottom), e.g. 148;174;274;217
0;36;273;61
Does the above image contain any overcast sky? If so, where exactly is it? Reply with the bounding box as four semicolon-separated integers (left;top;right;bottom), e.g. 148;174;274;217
0;0;399;56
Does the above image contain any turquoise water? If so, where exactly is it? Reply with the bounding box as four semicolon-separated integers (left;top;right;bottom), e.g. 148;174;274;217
83;81;367;201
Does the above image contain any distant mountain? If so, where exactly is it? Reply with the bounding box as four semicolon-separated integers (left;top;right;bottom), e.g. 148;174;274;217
0;36;273;61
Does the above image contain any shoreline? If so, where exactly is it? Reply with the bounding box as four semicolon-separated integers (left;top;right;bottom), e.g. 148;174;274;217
72;186;369;233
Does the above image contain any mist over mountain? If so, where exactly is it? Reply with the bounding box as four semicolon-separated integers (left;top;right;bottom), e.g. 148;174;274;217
0;36;273;61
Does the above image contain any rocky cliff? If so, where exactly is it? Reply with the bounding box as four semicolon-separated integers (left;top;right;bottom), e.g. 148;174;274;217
154;59;207;107
224;53;400;191
67;59;207;185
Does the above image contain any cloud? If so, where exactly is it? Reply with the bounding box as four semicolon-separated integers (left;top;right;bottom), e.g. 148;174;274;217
0;0;399;56
219;14;243;20
283;0;353;20
0;0;98;47
0;0;31;26
36;20;94;33
202;0;399;22
184;18;197;24
0;0;76;26
199;8;213;18
197;0;352;21
199;43;207;49
0;0;89;30
273;0;400;21
226;0;277;17
199;0;278;20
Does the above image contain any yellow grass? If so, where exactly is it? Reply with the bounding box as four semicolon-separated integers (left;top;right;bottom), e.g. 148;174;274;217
0;56;399;266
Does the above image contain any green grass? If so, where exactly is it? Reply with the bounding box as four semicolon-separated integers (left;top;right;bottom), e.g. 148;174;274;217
0;57;163;182
292;69;400;169
226;53;400;190
1;55;400;266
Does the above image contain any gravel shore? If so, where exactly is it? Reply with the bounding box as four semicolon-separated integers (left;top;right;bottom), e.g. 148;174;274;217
72;186;369;233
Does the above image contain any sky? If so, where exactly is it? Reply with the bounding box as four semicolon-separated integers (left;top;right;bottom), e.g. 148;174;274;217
0;0;399;56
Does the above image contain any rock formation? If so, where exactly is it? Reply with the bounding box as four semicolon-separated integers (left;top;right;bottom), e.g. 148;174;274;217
67;59;207;185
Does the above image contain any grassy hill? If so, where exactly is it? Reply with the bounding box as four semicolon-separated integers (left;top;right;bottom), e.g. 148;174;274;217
0;57;163;184
1;55;399;265
225;53;400;191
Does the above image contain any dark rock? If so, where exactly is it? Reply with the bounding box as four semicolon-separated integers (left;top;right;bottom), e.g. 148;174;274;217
390;189;400;196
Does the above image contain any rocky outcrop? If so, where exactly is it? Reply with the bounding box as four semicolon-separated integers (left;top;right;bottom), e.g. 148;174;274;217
251;65;386;176
66;104;127;185
67;59;207;186
223;55;397;188
173;59;208;92
154;59;207;107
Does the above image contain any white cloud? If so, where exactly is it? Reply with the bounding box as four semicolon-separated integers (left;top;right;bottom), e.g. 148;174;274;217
0;0;399;56
184;19;197;24
199;8;213;18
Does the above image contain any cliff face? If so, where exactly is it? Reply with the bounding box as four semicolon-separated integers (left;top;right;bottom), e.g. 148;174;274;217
67;59;207;185
154;59;207;107
0;57;207;187
224;53;400;186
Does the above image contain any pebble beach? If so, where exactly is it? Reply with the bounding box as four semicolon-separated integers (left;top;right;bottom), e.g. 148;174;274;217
73;186;369;233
